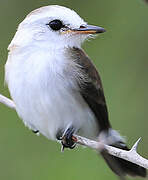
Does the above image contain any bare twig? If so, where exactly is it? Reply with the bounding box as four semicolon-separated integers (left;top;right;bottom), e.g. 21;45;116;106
0;93;148;169
73;135;148;169
0;94;15;109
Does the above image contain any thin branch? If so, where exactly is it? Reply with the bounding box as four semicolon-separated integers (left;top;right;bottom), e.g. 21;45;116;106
0;94;16;109
0;94;148;169
73;135;148;169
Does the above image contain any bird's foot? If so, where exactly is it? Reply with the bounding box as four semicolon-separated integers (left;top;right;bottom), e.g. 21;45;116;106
32;130;40;136
32;130;39;134
57;127;76;152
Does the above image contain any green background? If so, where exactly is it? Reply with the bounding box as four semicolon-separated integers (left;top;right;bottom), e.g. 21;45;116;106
0;0;148;180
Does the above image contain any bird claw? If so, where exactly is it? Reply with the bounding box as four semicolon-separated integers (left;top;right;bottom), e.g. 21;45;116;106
60;127;76;151
61;142;76;152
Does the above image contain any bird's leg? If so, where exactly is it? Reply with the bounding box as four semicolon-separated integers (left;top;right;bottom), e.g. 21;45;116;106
56;127;76;151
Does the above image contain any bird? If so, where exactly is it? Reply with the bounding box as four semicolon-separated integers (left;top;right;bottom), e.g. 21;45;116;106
5;5;146;179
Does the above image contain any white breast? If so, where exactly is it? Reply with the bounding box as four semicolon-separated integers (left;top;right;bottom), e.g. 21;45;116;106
5;47;98;140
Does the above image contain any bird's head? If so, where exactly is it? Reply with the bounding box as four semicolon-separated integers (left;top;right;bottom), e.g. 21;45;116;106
8;5;105;51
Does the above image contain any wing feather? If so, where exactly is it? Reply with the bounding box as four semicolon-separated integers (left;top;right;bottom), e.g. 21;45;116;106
69;47;111;132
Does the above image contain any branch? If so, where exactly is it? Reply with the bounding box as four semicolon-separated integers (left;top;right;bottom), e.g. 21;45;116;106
73;135;148;169
0;93;148;169
0;94;16;109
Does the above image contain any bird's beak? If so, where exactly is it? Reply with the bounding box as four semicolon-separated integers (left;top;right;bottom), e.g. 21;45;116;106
62;25;106;34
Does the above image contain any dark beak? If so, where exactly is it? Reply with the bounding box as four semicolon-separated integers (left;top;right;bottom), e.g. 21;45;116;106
72;24;106;34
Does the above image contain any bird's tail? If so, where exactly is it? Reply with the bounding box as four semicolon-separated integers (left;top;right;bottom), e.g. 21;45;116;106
99;129;147;178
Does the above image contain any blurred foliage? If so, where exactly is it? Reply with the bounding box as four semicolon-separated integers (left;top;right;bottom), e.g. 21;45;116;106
0;0;148;180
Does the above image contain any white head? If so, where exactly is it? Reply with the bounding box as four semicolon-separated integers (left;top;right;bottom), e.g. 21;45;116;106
8;5;105;51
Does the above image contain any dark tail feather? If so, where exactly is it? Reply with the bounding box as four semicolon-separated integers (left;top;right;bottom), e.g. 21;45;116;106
101;144;147;178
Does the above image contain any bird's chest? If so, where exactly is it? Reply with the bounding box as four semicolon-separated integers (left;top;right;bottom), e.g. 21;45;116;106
6;50;76;97
6;51;76;109
5;50;98;139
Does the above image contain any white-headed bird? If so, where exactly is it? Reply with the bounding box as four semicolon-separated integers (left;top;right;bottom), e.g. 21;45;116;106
5;5;146;179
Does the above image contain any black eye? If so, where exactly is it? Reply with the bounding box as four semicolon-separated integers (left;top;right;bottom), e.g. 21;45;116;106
47;19;63;31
